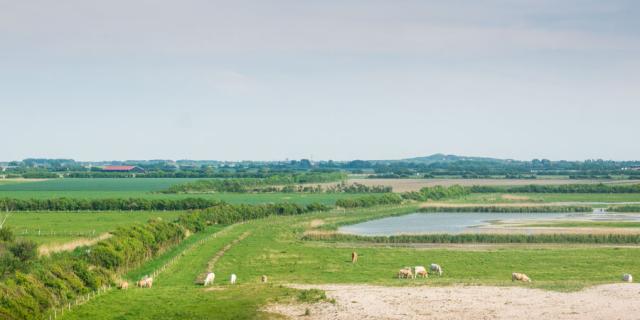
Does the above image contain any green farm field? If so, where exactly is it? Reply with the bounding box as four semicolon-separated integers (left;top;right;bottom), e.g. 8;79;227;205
0;178;380;206
7;211;183;244
0;178;200;192
60;206;640;319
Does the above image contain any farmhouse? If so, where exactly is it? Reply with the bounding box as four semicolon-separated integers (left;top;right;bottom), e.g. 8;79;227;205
101;165;145;173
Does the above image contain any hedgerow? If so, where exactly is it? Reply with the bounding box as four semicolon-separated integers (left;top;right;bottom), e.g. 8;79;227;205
303;232;640;244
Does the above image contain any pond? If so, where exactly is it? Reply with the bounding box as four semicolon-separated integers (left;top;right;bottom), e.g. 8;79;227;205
337;212;640;236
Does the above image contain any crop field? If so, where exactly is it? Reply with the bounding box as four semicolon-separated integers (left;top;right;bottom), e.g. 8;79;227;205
0;178;379;206
57;206;640;319
0;178;201;192
8;211;183;244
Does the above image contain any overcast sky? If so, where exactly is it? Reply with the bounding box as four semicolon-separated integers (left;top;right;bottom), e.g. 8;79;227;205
1;1;639;161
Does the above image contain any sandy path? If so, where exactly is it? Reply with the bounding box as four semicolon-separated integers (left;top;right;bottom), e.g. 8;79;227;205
267;284;640;320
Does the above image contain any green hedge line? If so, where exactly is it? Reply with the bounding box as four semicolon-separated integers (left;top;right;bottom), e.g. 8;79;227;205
401;185;470;201
417;206;593;213
335;194;403;208
304;232;640;244
469;183;640;193
164;172;346;193
608;205;640;212
0;197;223;211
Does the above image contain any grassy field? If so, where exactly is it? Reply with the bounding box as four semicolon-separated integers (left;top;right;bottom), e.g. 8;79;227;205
6;211;183;244
60;206;640;319
0;178;380;206
0;178;200;192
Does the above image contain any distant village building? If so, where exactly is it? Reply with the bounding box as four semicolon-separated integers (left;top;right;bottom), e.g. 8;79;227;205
622;166;640;171
100;165;145;173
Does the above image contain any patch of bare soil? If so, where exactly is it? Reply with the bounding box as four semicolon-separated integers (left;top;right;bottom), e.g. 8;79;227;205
38;233;112;256
501;194;531;201
266;284;640;320
309;219;325;228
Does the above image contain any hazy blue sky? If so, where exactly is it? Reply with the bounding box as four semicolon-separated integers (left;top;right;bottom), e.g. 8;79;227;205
2;0;639;161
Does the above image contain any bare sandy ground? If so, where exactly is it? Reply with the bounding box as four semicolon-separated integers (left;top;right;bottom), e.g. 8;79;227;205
38;233;111;256
267;284;640;320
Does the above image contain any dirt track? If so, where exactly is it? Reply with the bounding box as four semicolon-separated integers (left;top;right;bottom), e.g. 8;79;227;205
267;283;640;320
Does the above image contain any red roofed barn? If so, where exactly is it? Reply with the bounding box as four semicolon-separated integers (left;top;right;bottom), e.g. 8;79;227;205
101;165;145;173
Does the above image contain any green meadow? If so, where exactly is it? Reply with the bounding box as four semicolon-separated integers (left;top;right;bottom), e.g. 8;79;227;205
60;206;640;319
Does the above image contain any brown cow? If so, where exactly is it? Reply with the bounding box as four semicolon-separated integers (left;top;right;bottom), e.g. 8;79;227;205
352;251;358;263
398;267;413;279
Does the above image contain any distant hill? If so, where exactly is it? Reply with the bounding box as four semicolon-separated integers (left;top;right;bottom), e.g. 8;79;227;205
401;153;512;164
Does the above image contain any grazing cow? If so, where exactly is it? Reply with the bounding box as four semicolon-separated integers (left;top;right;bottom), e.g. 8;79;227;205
352;251;358;263
622;274;633;283
261;275;268;283
414;266;428;278
119;281;129;290
230;274;237;284
204;272;215;286
398;267;413;279
512;272;531;283
430;264;443;276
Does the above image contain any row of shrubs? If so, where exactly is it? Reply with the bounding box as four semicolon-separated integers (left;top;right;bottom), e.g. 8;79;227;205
335;194;404;208
417;206;593;213
469;183;640;193
164;172;347;193
334;186;474;209
608;205;640;212
401;185;471;201
304;232;640;244
0;201;331;319
0;197;223;211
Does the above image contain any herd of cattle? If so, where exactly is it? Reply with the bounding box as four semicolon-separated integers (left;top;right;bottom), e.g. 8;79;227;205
116;251;634;290
397;264;443;279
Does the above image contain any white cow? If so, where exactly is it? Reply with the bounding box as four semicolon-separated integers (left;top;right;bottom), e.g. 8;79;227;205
414;266;428;278
430;263;443;276
230;273;237;284
204;272;215;286
512;272;531;283
622;274;633;283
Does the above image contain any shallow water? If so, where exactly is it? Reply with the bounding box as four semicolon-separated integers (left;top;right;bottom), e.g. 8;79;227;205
338;212;640;236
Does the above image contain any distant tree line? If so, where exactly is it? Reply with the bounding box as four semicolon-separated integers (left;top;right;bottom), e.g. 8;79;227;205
6;156;640;180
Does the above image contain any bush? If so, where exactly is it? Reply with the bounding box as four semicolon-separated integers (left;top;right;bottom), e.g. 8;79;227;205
8;240;37;263
335;194;403;208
